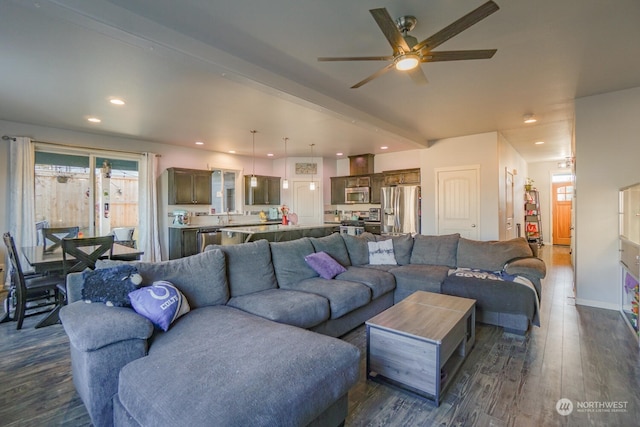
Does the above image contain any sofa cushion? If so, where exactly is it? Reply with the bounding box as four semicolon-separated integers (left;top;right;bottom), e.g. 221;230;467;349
305;251;347;279
270;238;317;288
310;232;351;266
341;232;376;265
227;288;330;329
368;239;397;265
388;264;450;294
134;250;228;309
207;240;278;297
410;233;460;267
122;305;360;427
289;277;371;319
456;237;533;271
375;234;414;265
336;266;396;299
129;281;191;332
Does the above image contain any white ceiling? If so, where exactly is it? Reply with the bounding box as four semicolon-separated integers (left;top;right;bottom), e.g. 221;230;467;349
1;0;639;163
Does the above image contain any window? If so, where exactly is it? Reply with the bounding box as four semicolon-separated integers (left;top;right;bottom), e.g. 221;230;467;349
211;169;238;213
34;148;140;238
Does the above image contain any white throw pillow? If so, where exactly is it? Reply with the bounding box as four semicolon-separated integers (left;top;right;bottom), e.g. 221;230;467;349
368;239;397;265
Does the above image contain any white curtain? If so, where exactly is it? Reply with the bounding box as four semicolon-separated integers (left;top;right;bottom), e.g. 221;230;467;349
138;152;161;262
6;137;36;285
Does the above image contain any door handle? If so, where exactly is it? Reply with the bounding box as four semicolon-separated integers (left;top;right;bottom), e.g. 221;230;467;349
471;224;476;228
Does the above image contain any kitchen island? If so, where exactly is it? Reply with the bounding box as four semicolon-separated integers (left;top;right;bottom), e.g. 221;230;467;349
219;223;339;245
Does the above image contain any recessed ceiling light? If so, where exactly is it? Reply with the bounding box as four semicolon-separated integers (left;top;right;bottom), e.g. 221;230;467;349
523;114;537;124
267;153;274;157
195;141;204;145
535;141;545;145
109;98;125;106
87;117;101;123
336;152;343;156
228;150;236;154
380;146;388;150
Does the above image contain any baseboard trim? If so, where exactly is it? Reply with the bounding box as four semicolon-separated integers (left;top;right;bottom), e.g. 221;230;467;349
575;298;619;311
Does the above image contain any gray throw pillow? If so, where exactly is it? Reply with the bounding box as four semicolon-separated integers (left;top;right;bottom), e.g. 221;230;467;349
342;232;376;265
207;240;278;297
310;232;351;266
410;233;460;267
375;234;414;265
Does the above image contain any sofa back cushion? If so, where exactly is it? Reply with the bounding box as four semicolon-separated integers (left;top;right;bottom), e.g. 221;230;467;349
310;232;351;266
456;237;533;271
341;232;376;266
270;238;317;288
206;240;278;297
134;249;228;309
410;233;460;267
375;234;414;265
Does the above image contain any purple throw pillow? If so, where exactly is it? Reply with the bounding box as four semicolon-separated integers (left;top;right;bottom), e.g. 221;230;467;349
305;251;347;279
129;281;190;331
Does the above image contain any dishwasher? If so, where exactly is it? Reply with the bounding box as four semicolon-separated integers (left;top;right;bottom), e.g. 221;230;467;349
197;227;221;252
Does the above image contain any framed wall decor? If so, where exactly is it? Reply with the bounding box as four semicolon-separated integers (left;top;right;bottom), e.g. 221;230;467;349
295;162;317;175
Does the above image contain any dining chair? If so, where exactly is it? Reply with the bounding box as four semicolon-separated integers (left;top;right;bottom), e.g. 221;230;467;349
2;232;65;330
62;235;115;275
112;227;136;248
43;226;80;252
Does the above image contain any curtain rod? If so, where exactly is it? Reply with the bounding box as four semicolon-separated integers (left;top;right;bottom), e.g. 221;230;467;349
3;135;162;157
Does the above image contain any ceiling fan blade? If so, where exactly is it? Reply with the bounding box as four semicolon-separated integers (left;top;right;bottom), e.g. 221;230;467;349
351;63;395;89
421;49;497;62
413;1;499;53
408;67;428;86
318;56;394;62
369;8;411;54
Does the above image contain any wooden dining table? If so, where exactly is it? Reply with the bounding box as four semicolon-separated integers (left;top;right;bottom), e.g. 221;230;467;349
22;242;144;274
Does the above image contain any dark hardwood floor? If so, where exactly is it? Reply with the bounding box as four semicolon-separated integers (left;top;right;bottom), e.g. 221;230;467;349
1;246;638;426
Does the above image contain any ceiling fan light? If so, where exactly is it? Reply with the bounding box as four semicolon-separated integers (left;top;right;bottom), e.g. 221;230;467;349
395;54;419;71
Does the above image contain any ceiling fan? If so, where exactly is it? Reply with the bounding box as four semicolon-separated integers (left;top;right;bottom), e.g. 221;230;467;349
318;1;500;89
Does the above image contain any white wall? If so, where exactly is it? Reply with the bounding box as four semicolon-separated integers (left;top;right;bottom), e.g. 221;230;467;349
498;133;529;240
575;85;640;309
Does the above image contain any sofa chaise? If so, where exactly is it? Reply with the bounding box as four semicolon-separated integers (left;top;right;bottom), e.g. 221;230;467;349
60;232;545;427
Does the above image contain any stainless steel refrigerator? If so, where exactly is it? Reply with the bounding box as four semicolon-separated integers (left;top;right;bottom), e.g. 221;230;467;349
381;185;421;235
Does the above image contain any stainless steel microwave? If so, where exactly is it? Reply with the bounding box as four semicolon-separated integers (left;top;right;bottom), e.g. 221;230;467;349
345;187;370;204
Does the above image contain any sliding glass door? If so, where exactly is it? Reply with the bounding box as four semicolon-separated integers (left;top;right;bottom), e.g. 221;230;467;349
34;148;139;240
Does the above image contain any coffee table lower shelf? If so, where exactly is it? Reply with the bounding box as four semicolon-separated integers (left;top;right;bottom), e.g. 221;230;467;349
365;291;476;406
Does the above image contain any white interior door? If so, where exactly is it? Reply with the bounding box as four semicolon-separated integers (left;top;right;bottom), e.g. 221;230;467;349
292;180;321;225
437;166;480;239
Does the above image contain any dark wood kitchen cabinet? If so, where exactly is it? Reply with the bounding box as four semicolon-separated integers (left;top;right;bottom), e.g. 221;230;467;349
383;168;421;186
331;176;346;204
370;173;384;204
169;227;199;259
244;175;281;205
168;168;212;205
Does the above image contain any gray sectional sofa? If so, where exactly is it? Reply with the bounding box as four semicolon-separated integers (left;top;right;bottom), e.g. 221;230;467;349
60;232;545;427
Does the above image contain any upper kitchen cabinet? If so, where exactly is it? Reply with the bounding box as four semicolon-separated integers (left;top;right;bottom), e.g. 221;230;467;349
383;168;421;186
345;175;371;188
370;173;384;204
244;175;281;205
349;154;375;176
168;168;212;205
331;176;346;204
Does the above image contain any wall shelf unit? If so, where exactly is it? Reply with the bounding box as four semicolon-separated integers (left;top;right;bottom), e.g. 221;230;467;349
525;189;543;246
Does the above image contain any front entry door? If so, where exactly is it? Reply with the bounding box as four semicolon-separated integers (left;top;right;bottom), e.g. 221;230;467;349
437;166;480;239
552;182;572;245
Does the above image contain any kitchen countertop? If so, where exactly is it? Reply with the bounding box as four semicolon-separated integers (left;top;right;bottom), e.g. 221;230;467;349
169;220;281;229
219;223;338;234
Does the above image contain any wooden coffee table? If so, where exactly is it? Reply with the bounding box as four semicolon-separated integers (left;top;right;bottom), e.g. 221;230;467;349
366;291;476;406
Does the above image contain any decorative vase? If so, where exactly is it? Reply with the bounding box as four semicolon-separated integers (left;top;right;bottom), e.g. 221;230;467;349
525;184;532;191
282;215;288;225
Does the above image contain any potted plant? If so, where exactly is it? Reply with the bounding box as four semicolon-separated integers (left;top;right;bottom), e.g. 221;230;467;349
525;178;534;191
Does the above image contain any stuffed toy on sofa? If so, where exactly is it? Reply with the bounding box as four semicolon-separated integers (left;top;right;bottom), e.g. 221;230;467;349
81;264;143;307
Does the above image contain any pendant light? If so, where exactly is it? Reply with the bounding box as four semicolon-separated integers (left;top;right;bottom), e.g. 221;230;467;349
250;130;257;188
309;143;316;191
282;137;289;189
